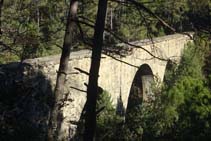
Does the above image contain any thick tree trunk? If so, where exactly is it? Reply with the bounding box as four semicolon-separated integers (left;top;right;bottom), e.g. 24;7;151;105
0;0;3;35
83;0;108;141
48;0;78;140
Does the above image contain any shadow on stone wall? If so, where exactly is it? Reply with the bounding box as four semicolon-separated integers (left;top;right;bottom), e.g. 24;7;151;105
0;62;54;141
116;95;125;117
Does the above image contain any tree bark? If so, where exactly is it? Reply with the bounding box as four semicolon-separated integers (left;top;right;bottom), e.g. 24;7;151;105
0;0;3;35
48;0;78;140
83;0;108;141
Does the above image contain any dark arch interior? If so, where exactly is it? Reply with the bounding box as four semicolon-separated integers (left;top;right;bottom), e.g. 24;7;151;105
163;60;176;84
126;64;153;112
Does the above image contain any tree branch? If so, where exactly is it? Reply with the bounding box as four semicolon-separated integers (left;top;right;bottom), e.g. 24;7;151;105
76;18;170;61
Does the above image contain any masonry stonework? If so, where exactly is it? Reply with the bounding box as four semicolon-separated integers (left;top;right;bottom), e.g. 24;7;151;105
22;34;191;139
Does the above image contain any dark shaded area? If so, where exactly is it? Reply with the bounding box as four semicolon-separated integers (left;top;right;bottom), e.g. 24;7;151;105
116;94;125;116
124;64;154;140
187;5;211;34
126;64;153;111
0;62;54;141
163;60;177;85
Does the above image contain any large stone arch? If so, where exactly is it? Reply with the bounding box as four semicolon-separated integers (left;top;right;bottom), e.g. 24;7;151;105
126;64;154;112
163;59;177;84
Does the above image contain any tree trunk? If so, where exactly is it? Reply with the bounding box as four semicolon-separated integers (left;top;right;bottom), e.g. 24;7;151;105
83;0;108;141
0;0;3;35
48;0;78;140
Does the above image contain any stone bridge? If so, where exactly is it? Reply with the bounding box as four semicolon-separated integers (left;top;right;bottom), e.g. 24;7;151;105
23;33;191;138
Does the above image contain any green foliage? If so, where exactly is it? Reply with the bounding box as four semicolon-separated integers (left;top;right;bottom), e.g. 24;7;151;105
1;0;67;62
1;0;210;64
0;64;53;141
155;0;190;33
96;91;115;124
149;42;211;139
74;90;125;140
168;42;211;139
95;90;125;140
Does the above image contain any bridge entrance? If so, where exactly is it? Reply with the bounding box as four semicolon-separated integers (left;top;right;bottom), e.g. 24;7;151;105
126;64;154;112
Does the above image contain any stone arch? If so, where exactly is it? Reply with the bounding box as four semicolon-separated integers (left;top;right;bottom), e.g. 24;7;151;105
126;64;154;111
163;59;176;84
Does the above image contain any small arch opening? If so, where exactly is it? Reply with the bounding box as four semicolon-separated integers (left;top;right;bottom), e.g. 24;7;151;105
163;59;177;84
